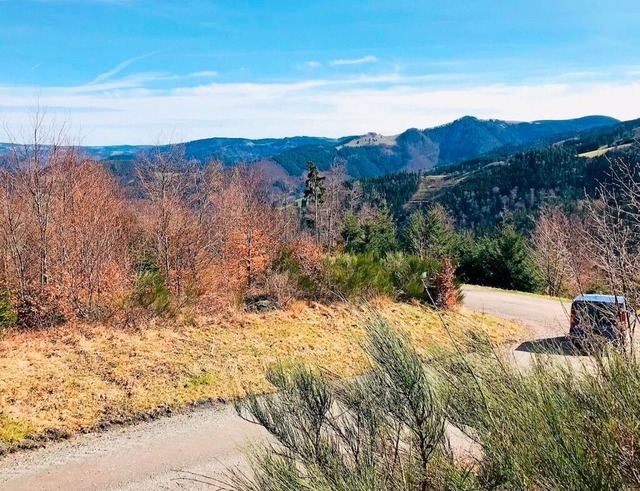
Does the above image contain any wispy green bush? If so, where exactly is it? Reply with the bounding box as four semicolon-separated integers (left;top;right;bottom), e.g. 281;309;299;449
384;252;441;302
125;253;171;317
274;248;321;297
231;317;452;491
325;253;394;299
229;318;640;491
325;252;457;306
438;340;640;490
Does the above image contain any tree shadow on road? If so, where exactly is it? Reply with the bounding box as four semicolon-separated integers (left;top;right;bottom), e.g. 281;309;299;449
516;336;588;356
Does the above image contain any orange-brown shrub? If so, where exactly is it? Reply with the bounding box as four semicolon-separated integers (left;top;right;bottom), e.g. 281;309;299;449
0;143;328;326
434;258;458;310
0;145;134;327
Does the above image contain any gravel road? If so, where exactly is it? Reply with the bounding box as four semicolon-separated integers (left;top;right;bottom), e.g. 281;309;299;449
0;405;265;490
462;285;571;338
0;287;574;490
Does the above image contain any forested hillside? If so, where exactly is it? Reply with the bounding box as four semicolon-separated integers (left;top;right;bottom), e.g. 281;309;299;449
351;171;423;219
433;147;610;230
350;118;640;231
266;115;618;178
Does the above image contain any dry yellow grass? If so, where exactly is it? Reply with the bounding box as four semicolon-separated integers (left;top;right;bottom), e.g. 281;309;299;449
578;143;632;158
0;299;523;451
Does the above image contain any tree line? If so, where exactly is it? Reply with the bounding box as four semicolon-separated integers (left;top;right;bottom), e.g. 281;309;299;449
1;117;637;330
0;125;455;330
0;122;315;329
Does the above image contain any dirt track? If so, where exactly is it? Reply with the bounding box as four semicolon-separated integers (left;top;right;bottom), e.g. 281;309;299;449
0;287;573;490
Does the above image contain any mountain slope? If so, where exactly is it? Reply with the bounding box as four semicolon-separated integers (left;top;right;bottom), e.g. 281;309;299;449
265;115;619;177
355;117;640;231
423;115;619;164
0;115;620;181
83;136;348;163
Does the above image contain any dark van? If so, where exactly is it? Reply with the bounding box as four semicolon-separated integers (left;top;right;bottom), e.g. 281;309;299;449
569;294;628;346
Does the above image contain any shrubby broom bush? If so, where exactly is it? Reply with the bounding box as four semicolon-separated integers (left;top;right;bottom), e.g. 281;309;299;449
231;316;452;491
438;341;640;491
0;287;17;329
229;318;640;491
124;253;171;318
325;253;394;299
384;252;441;302
325;252;460;307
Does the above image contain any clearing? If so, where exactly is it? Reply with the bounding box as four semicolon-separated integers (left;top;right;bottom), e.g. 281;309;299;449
578;143;633;158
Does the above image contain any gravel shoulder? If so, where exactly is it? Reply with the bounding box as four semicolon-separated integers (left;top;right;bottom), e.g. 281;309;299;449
0;404;265;490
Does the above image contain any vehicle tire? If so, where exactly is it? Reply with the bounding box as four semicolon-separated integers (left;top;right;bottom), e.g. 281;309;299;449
568;328;583;351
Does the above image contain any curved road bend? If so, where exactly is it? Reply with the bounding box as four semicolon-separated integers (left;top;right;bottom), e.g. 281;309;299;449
0;286;573;490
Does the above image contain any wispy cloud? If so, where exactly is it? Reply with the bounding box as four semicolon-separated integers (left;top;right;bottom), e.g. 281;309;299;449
75;69;219;93
330;55;378;66
306;61;321;68
186;70;218;78
2;70;639;145
87;51;159;85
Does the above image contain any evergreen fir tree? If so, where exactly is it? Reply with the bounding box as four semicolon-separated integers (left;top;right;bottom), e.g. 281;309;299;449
404;205;456;259
364;204;398;257
341;210;365;253
303;161;326;242
481;225;539;292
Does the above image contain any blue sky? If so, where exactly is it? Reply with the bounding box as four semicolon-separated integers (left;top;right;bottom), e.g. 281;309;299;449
1;0;639;144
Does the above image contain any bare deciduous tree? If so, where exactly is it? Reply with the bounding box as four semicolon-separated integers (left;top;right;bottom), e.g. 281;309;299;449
49;156;131;319
583;150;640;354
137;146;204;298
0;113;135;324
213;165;284;292
320;162;349;253
530;206;575;296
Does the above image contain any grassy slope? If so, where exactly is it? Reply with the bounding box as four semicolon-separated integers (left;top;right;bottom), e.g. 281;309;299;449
339;133;399;148
0;299;523;452
404;174;452;209
578;143;633;158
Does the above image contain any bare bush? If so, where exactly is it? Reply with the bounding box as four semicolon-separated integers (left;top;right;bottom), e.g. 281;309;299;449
530;206;597;296
0;115;133;325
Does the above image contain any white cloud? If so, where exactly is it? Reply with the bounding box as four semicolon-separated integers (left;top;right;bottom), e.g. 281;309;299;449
1;75;639;145
186;71;218;78
306;61;321;68
330;55;378;66
87;51;159;85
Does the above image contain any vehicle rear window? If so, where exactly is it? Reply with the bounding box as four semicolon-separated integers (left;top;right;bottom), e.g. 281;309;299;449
572;301;622;327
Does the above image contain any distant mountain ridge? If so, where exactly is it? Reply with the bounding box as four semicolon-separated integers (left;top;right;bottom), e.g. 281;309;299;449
85;136;351;164
357;116;640;231
0;115;620;179
269;115;619;177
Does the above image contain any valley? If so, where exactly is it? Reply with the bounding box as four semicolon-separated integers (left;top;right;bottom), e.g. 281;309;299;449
3;1;640;489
